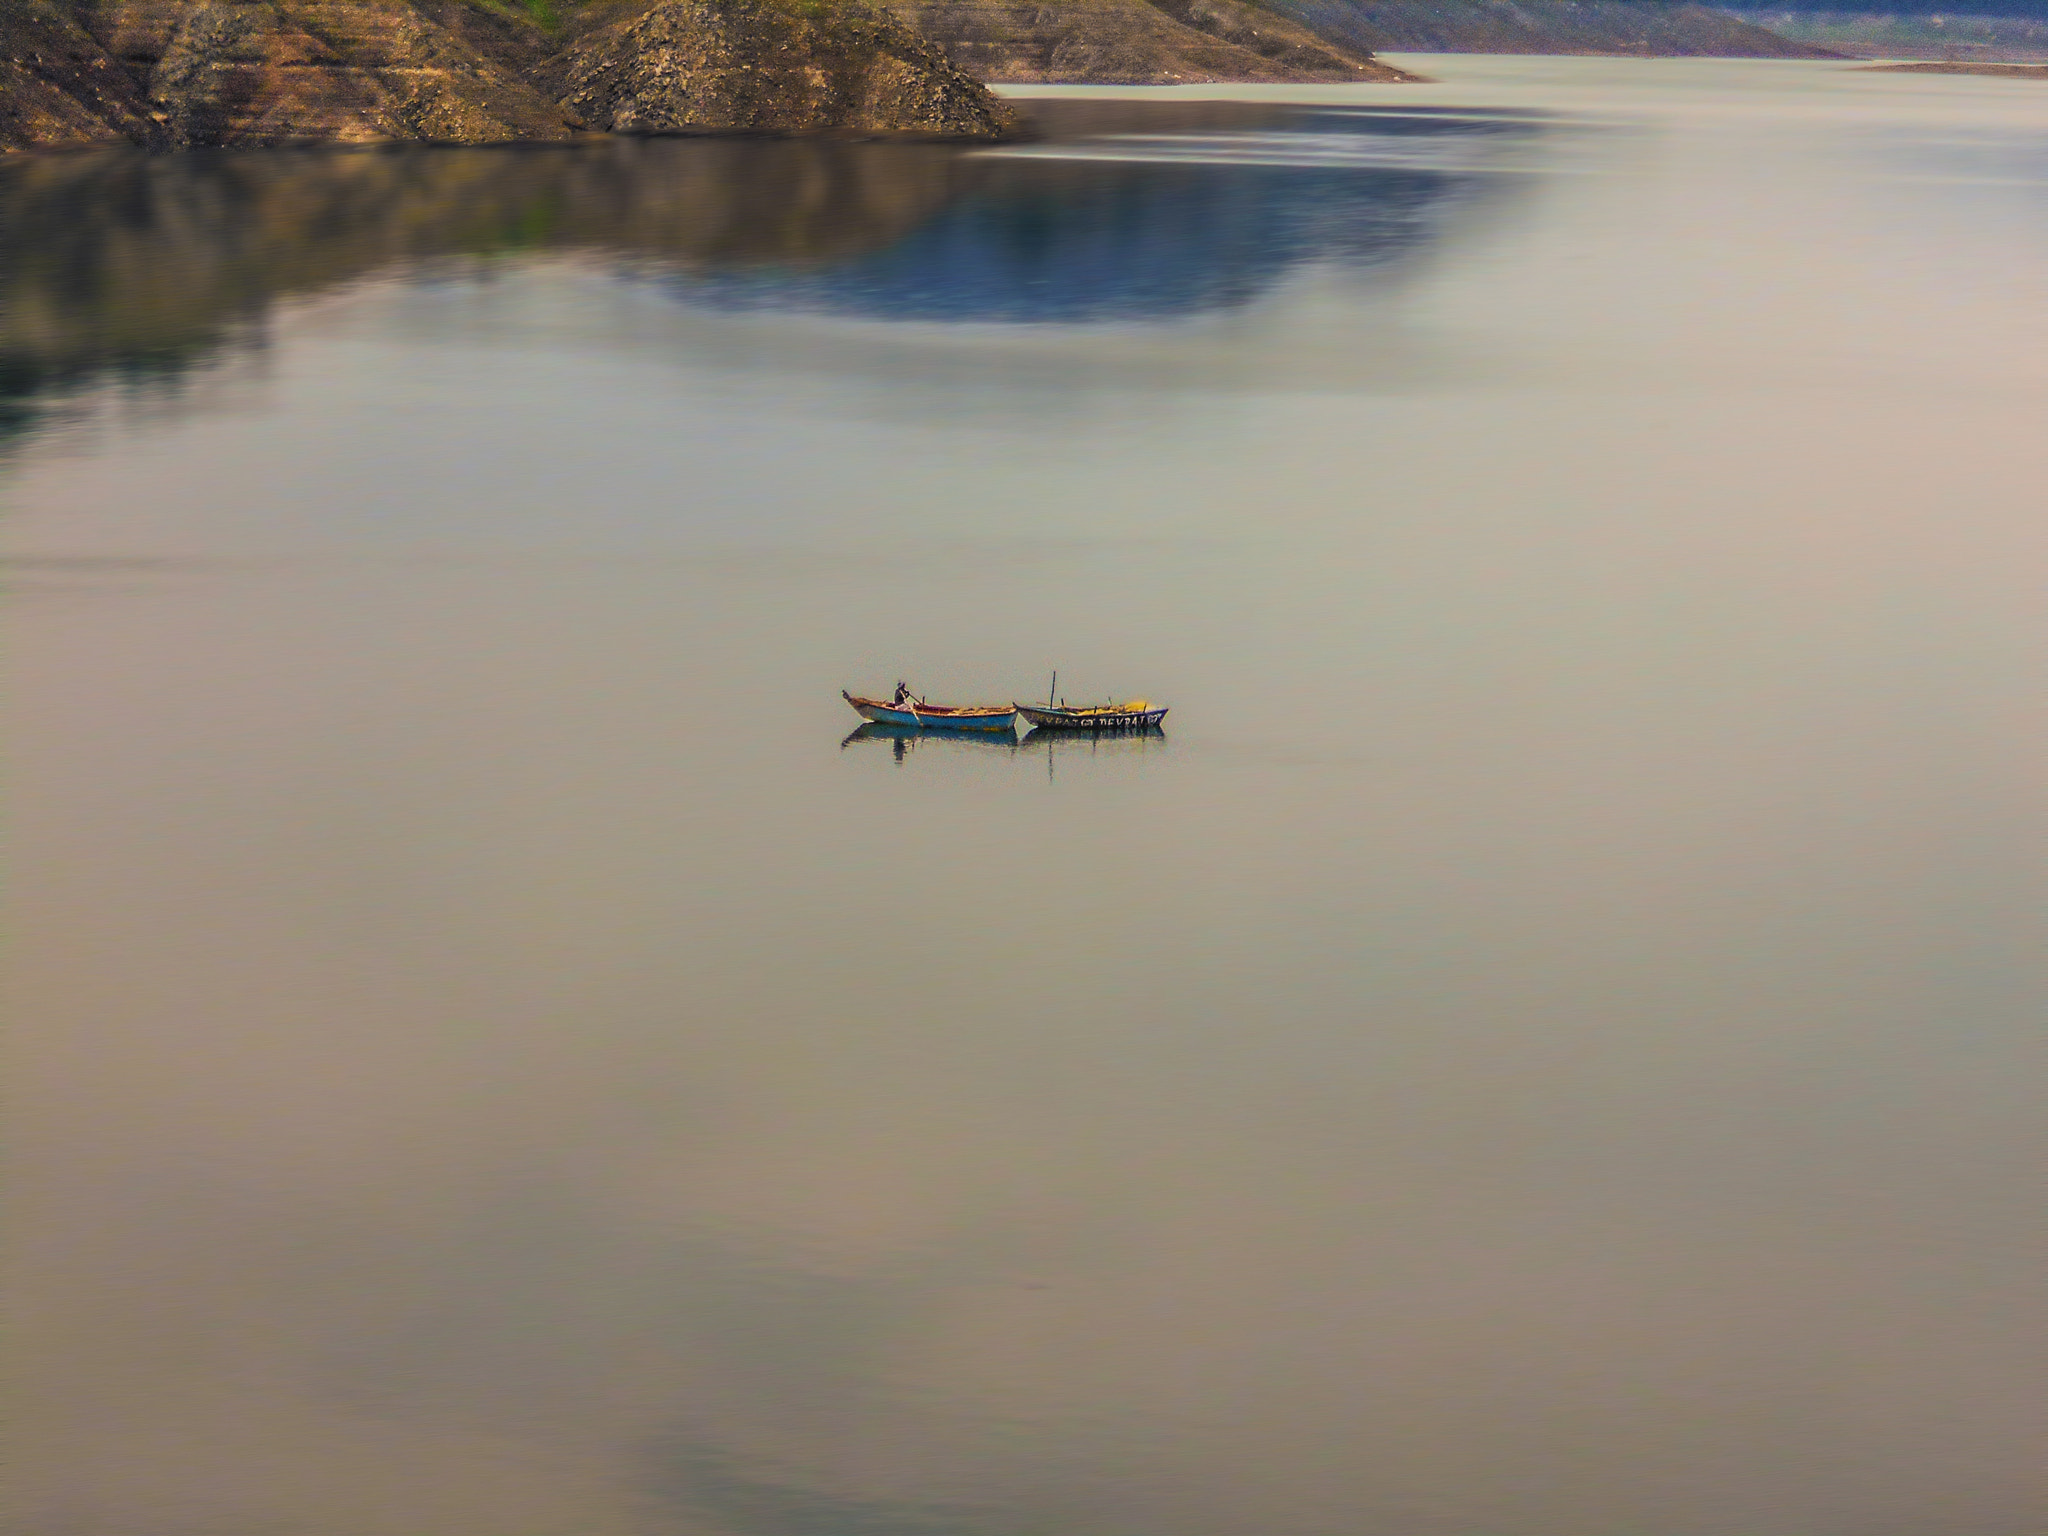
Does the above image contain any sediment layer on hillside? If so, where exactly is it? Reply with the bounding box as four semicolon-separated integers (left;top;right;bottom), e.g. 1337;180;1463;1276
0;0;1015;150
1258;0;1840;57
886;0;1417;81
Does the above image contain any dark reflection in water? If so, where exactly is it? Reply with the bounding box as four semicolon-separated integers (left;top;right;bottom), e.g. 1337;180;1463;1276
1021;725;1169;749
1026;724;1170;783
668;107;1535;324
841;721;1023;759
839;721;1173;766
651;1443;1019;1536
0;101;1536;444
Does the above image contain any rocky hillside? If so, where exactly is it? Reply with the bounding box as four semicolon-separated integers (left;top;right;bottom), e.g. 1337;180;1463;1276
545;0;1016;133
885;0;1416;81
0;0;1015;150
0;0;157;148
1257;0;1839;56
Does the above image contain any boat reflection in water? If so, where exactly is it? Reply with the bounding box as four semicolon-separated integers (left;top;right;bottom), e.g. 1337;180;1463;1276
1025;723;1169;782
841;720;1022;762
841;721;1170;769
1025;724;1167;751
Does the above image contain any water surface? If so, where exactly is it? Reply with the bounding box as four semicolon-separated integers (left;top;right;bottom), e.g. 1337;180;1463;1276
5;58;2044;1536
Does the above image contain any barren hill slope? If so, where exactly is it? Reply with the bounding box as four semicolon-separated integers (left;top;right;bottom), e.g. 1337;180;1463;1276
885;0;1416;81
0;0;1014;150
1258;0;1838;57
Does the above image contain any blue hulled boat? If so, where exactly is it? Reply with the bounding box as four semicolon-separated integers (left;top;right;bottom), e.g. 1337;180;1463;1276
842;689;1017;734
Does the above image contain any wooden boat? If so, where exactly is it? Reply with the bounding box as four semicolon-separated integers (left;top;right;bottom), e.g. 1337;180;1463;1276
842;690;1018;733
1015;700;1169;731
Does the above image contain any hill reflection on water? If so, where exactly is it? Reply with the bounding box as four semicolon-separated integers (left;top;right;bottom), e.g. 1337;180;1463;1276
664;105;1540;323
0;101;1540;440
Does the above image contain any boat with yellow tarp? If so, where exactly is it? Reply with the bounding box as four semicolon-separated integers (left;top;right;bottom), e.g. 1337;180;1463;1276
1015;699;1168;731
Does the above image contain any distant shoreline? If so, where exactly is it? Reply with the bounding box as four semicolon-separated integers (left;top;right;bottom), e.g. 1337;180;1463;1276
1859;60;2048;77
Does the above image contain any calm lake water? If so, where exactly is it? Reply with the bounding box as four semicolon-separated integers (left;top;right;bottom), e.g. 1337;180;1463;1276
6;56;2045;1536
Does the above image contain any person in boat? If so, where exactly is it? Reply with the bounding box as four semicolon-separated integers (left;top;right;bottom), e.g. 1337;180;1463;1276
893;681;913;706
